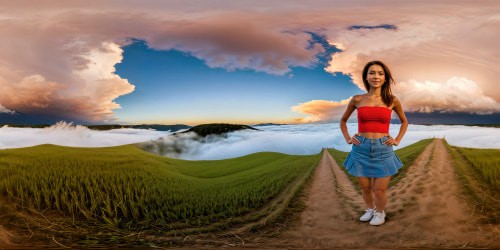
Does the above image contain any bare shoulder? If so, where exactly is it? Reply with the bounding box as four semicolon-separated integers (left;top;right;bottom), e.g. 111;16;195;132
351;94;364;105
392;95;401;104
392;95;403;109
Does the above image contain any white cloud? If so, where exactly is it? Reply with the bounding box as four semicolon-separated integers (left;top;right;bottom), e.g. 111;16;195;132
0;39;134;122
170;123;499;159
0;103;14;113
323;2;500;112
0;122;170;149
395;78;500;114
1;122;497;160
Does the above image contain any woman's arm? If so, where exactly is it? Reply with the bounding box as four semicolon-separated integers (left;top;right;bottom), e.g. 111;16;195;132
340;96;360;145
385;96;408;146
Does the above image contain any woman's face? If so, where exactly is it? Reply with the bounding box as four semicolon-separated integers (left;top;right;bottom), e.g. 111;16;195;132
366;64;386;89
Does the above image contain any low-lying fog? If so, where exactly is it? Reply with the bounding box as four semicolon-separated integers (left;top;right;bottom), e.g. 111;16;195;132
0;122;497;160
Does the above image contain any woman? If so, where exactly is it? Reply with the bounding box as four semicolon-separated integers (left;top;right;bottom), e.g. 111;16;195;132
340;60;408;226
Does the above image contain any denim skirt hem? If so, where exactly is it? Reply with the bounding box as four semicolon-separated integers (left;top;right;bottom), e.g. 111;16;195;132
342;135;403;178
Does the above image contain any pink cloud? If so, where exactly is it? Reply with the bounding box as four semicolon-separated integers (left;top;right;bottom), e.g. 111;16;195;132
146;12;324;75
0;1;498;123
291;98;351;123
0;38;134;122
0;10;325;121
324;3;500;113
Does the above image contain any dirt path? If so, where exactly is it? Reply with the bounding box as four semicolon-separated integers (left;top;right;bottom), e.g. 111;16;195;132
258;139;498;249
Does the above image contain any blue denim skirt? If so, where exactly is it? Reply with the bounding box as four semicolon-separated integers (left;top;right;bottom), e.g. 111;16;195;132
342;135;403;178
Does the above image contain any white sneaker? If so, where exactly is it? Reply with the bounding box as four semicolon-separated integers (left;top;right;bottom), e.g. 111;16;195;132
359;208;375;222
369;211;386;226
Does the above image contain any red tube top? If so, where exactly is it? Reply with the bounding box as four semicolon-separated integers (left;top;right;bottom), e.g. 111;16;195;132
357;106;392;133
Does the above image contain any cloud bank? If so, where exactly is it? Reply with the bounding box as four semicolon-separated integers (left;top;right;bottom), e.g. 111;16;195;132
1;122;498;160
395;78;499;114
0;122;170;149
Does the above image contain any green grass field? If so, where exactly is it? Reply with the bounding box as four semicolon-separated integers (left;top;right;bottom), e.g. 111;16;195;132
443;141;500;223
0;144;321;231
453;147;499;189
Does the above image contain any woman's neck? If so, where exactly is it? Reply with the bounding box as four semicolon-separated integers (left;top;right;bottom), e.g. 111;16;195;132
367;88;382;97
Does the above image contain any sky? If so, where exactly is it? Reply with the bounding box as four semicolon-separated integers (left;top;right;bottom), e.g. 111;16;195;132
0;0;499;125
1;122;498;159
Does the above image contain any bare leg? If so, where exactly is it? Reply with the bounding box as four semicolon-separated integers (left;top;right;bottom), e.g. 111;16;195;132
373;176;391;212
357;177;375;209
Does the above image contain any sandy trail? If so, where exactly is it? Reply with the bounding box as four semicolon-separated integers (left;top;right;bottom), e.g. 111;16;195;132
260;139;498;249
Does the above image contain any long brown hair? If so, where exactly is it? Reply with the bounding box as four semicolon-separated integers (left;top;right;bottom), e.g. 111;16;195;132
362;60;395;107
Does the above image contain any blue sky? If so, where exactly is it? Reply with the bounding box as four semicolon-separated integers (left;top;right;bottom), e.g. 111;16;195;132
114;39;359;125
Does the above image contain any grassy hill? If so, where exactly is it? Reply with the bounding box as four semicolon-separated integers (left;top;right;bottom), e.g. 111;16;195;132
179;123;258;137
0;144;321;237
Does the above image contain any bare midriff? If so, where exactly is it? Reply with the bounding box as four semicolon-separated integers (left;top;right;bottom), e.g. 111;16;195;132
358;132;390;139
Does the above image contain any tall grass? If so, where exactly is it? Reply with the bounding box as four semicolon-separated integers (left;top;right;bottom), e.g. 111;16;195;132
454;147;499;190
443;141;499;223
0;144;321;230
